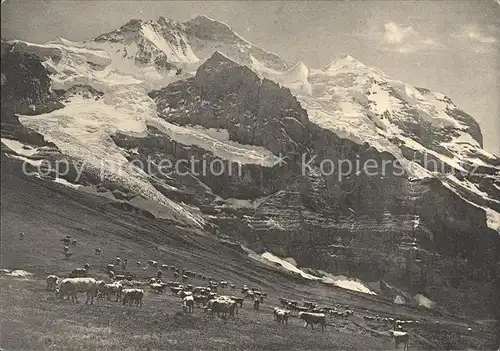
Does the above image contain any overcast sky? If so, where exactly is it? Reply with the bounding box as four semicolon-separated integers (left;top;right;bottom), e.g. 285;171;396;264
2;0;499;155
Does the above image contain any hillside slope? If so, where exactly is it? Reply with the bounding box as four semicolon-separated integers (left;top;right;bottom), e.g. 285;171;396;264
1;151;497;350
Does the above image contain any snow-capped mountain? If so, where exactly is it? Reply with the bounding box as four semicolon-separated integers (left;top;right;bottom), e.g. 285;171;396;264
1;15;499;316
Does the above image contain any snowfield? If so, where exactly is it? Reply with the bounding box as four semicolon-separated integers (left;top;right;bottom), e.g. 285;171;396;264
1;138;38;157
139;23;199;64
14;42;207;227
260;252;377;295
148;123;279;167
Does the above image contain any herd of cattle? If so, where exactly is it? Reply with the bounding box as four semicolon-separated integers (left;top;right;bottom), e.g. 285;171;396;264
39;234;412;349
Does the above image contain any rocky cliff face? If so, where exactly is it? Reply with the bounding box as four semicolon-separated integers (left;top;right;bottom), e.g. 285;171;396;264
1;40;63;145
147;52;500;317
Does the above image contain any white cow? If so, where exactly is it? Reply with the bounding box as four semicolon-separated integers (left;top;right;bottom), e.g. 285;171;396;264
298;312;327;331
56;278;97;304
389;330;409;350
122;289;144;308
183;295;194;313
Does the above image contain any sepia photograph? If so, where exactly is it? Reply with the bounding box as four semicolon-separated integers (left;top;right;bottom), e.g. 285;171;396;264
1;1;499;350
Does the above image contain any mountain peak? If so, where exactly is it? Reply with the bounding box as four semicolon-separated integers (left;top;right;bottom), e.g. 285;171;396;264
157;16;181;27
202;51;238;68
184;15;236;42
322;53;366;72
283;61;309;83
292;61;308;70
187;14;227;26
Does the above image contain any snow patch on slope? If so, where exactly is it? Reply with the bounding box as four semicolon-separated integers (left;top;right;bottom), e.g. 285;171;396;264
1;138;38;157
260;252;377;295
148;123;279;167
20;93;204;228
140;23;198;63
262;252;319;280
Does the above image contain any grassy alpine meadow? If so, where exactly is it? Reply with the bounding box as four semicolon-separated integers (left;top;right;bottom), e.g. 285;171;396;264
0;156;496;350
1;276;395;351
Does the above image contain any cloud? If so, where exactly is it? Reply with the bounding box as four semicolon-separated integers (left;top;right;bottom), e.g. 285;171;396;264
383;22;417;44
453;24;497;44
360;22;443;54
452;24;498;54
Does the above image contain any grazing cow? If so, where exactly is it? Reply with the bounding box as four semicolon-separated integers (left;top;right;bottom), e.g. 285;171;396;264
69;268;88;278
102;282;123;301
114;274;126;281
108;271;115;280
182;274;188;282
274;308;291;328
193;286;206;294
122;289;144;307
95;248;101;255
230;284;235;290
72;239;77;246
19;232;25;240
183;295;194;313
106;264;114;272
95;280;106;297
46;275;59;291
208;298;237;319
64;246;69;252
279;298;290;308
193;294;208;308
389;330;409;350
161;264;168;270
56;278;97;304
299;312;327;331
61;237;70;246
207;292;217;300
170;287;183;296
253;298;260;310
137;261;141;267
150;283;167;294
273;307;280;321
303;301;317;309
229;296;244;308
178;290;192;299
